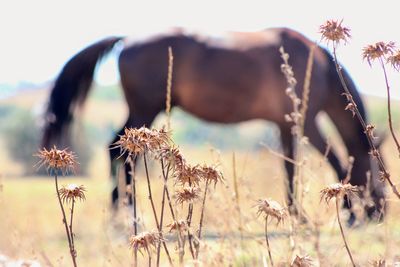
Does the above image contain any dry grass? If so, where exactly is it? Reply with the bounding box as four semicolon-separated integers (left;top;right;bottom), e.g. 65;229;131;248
1;141;400;266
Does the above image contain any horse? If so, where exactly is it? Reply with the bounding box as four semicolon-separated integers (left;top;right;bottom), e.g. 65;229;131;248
41;27;386;224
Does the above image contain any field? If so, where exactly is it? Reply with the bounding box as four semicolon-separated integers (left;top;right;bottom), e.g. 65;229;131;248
1;82;400;267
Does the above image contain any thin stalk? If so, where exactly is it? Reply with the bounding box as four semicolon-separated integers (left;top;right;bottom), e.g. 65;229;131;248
161;159;184;265
148;250;152;267
380;59;400;156
264;216;274;267
195;180;209;258
143;153;173;266
54;172;77;267
335;197;356;267
129;157;138;267
332;45;400;199
186;203;195;259
157;161;170;266
185;174;195;259
69;199;76;253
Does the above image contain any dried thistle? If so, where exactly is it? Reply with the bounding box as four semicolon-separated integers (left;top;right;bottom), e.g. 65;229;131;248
157;146;185;170
166;219;188;233
321;184;357;266
175;186;201;204
291;255;314;267
174;164;203;186
35;146;77;174
319;19;351;45
362;41;395;66
129;231;165;255
58;184;86;203
320;183;358;203
200;164;224;187
114;127;170;157
255;198;286;224
388;50;400;71
370;259;386;267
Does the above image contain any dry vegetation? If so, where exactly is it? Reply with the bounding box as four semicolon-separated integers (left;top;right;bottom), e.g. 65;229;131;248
1;20;400;266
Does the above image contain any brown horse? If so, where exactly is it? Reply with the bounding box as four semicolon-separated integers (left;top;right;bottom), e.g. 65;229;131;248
41;27;386;224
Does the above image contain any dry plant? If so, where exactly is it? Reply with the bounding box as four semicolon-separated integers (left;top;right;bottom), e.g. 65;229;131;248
114;125;224;266
35;146;84;267
363;42;400;156
291;254;314;267
129;230;165;266
320;182;358;267
319;19;400;199
255;198;286;267
114;127;173;266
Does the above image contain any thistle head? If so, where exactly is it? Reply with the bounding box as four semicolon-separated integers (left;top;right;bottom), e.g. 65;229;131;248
320;183;358;204
387;50;400;71
291;255;314;267
114;127;171;157
129;231;164;255
58;184;86;203
166;219;188;233
255;198;286;224
319;19;351;45
175;186;201;204
362;41;395;66
200;164;224;187
35;146;77;174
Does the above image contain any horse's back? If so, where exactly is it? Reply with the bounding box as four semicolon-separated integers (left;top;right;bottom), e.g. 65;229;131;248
117;28;331;123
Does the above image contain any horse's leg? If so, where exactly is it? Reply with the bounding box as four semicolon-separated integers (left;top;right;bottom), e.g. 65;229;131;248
279;125;295;209
109;120;131;209
305;120;346;182
108;113;158;209
305;119;357;225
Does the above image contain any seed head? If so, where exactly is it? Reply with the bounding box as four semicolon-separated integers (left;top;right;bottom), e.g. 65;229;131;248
129;231;164;255
255;198;286;224
174;164;203;186
166;219;188;233
320;183;358;204
362;41;395;66
291;255;314;267
114;127;170;157
35;146;77;174
200;164;224;187
319;19;351;45
175;186;201;204
388;50;400;71
370;259;386;267
58;184;86;203
157;146;185;170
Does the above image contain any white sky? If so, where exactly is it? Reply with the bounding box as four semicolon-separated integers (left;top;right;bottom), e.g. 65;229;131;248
1;0;400;98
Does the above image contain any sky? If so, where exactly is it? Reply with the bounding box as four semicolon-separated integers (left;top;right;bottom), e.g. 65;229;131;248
1;0;400;98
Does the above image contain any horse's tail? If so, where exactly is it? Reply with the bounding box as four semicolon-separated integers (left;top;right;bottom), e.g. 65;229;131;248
42;36;123;148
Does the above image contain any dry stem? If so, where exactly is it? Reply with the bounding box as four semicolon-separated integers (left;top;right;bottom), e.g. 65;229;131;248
335;197;356;267
143;153;173;266
331;45;400;199
54;173;77;267
265;216;274;267
379;58;400;156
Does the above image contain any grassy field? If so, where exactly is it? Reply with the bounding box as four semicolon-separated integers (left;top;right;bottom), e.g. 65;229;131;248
1;86;400;266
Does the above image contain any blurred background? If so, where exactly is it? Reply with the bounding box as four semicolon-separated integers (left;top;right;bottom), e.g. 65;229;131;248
1;0;400;176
